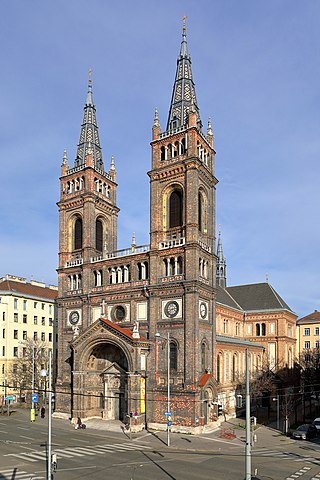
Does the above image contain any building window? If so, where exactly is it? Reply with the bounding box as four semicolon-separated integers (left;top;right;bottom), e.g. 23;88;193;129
235;323;239;336
14;313;18;322
201;342;207;372
23;331;27;340
261;323;266;336
304;341;311;349
34;316;38;325
315;327;319;336
23;300;27;311
304;328;310;336
169;342;177;371
49;318;53;326
256;324;260;336
223;319;228;334
23;314;27;324
74;217;83;250
13;330;18;339
315;340;320;349
41;303;45;310
41;332;45;341
14;298;18;309
34;332;38;341
49;333;52;342
34;302;38;308
22;348;27;357
169;190;183;228
288;325;293;337
247;324;252;335
2;346;5;356
41;317;45;326
270;322;275;334
2;312;5;321
49;305;52;315
13;347;18;357
96;219;103;252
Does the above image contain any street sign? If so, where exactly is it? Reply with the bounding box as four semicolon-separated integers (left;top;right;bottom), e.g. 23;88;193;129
32;393;39;403
5;395;16;401
167;421;172;426
164;411;172;416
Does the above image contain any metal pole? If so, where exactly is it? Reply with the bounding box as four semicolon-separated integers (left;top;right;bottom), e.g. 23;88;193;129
167;332;170;447
48;350;52;480
31;344;35;422
277;394;280;430
245;349;251;480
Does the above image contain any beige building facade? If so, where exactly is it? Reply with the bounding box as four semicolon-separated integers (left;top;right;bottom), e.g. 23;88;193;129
296;310;320;354
0;274;57;402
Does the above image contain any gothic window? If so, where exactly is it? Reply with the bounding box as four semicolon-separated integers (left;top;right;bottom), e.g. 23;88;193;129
169;190;183;228
96;219;103;252
160;146;166;161
198;192;202;231
261;323;266;336
217;354;222;383
201;342;207;372
94;270;102;287
74;218;83;250
181;138;186;155
169;342;177;371
256;324;261;336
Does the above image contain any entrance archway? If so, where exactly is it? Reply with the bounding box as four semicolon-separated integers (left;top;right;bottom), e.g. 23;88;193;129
86;343;128;421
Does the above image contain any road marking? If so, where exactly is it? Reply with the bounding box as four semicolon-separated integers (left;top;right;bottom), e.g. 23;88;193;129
17;427;30;430
0;468;44;479
19;435;35;440
0;429;8;433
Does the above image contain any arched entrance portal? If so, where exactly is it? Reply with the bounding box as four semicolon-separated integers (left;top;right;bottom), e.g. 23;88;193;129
87;343;128;421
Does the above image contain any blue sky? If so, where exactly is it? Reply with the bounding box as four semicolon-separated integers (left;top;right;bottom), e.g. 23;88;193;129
1;1;319;318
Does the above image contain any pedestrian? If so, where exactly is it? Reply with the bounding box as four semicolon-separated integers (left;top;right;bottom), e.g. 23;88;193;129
41;407;45;418
77;417;82;429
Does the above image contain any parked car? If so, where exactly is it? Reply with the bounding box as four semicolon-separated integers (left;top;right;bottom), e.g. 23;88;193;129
312;418;320;432
292;424;317;440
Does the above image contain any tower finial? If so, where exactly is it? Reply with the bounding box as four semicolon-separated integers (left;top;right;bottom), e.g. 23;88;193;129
88;68;92;91
182;15;187;32
153;109;160;128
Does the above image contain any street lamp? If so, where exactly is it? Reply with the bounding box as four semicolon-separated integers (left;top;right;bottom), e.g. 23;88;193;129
40;349;53;480
155;332;171;447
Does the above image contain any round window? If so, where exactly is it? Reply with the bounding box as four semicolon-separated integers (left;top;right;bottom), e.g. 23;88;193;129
112;305;126;323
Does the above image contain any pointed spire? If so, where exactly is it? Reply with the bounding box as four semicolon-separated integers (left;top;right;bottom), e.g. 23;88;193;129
153;109;160;129
216;228;227;289
166;18;202;131
207;118;213;137
74;69;104;171
62;149;68;167
110;155;115;171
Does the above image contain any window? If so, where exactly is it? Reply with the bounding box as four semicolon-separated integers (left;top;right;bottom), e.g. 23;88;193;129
261;323;266;336
2;312;5;321
41;303;45;310
247;324;252;335
315;327;319;336
34;316;38;325
235;323;239;336
13;347;18;357
49;318;53;326
198;192;202;232
74;217;83;250
270;322;275;334
49;333;52;342
304;341;311;349
34;302;38;308
34;332;38;341
23;331;27;340
315;340;320;349
41;317;45;326
2;329;4;339
23;300;27;311
2;346;5;356
22;348;27;357
14;313;18;322
201;342;207;372
256;324;260;336
288;325;293;337
23;314;27;324
41;332;45;341
304;328;311;336
96;219;103;251
169;190;183;228
14;298;18;309
13;330;18;339
49;305;52;315
169;342;177;371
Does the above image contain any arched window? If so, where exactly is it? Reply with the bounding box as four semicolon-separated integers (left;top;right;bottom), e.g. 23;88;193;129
169;190;183;228
217;354;222;383
256;324;260;336
201;342;207;372
74;218;83;250
261;323;266;336
96;219;103;252
169;342;177;371
198;192;202;232
232;354;237;382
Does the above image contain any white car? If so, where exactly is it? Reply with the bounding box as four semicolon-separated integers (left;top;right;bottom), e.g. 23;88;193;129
312;418;320;432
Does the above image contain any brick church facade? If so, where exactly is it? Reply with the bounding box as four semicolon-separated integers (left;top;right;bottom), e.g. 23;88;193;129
55;24;296;431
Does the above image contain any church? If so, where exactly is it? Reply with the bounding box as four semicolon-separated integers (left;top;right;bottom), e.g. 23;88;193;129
55;23;296;432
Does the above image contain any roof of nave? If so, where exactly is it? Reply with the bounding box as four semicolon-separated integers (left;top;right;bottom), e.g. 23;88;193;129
297;310;320;324
0;278;58;301
216;334;265;350
100;318;147;342
216;285;243;311
225;282;293;313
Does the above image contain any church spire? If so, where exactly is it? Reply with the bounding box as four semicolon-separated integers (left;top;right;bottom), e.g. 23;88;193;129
166;18;202;132
216;229;227;289
75;69;104;171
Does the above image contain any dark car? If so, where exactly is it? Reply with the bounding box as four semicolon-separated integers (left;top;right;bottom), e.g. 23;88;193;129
292;424;317;440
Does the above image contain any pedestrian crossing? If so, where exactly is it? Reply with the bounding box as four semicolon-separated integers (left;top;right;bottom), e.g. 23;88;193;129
253;448;300;460
0;469;44;479
3;442;152;463
285;465;311;480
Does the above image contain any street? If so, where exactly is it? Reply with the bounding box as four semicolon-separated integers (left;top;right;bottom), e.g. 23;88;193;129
1;410;320;479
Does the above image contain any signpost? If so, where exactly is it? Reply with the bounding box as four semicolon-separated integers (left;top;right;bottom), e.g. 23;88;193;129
32;393;38;403
5;395;16;416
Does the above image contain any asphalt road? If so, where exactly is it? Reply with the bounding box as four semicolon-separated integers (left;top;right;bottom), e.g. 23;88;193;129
1;410;320;479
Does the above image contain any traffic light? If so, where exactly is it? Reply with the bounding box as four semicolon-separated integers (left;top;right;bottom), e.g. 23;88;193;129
217;404;223;416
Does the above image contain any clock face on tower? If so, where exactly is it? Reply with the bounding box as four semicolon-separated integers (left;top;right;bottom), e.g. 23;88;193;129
69;310;80;325
164;301;179;318
199;302;208;319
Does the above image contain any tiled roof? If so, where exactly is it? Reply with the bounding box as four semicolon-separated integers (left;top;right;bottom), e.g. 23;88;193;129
225;282;292;312
0;279;57;301
199;373;212;387
216;285;242;311
100;317;147;341
216;334;265;349
297;311;320;324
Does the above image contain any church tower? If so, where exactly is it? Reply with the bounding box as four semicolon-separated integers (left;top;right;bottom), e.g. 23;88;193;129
147;20;218;428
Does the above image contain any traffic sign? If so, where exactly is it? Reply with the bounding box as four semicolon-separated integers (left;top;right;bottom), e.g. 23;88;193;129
167;421;172;426
164;412;172;416
32;393;38;403
5;395;16;401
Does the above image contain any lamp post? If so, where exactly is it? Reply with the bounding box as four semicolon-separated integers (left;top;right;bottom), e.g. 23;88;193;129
40;349;53;480
273;394;280;430
155;332;171;447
